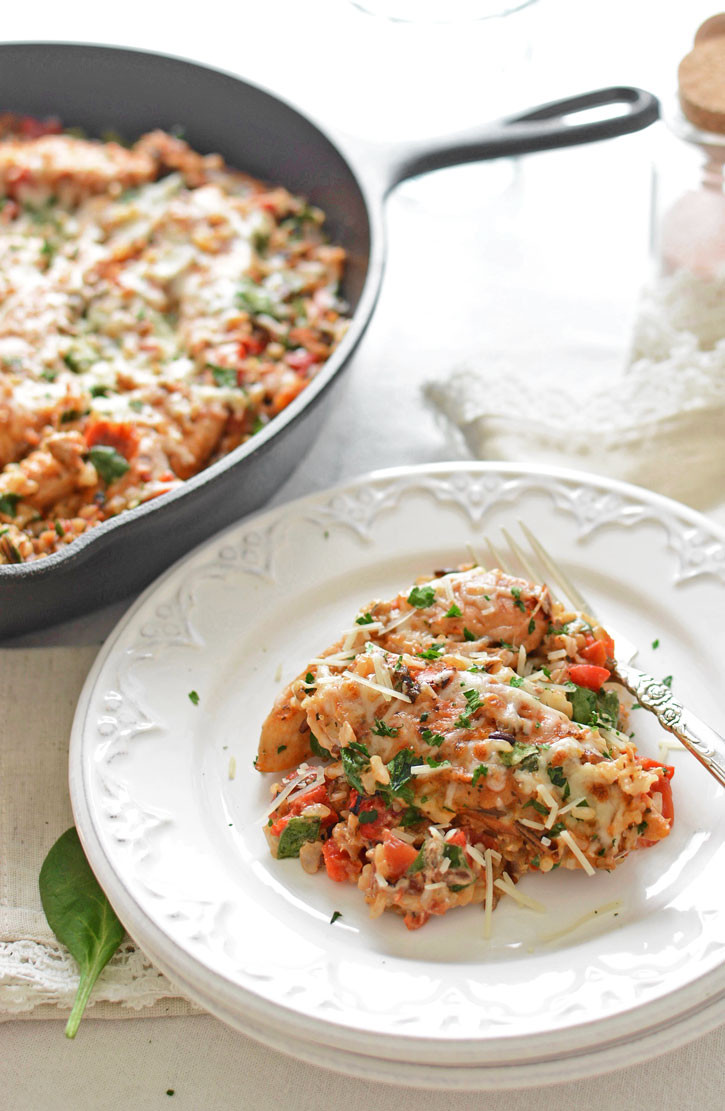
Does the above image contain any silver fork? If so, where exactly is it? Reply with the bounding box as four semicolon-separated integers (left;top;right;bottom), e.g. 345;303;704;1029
488;521;725;791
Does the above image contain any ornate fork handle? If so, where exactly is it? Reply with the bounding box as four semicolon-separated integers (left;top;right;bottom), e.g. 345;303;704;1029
615;661;725;789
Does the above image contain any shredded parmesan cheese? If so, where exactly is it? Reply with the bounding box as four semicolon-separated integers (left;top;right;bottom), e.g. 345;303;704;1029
494;874;546;912
483;848;493;939
559;829;596;875
265;765;324;817
341;669;411;703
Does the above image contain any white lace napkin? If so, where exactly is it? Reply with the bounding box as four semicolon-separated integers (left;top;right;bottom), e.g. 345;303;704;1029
0;646;198;1020
425;272;725;514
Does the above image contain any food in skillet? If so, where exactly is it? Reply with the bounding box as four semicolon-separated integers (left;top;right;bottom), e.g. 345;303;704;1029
257;565;674;931
0;115;349;564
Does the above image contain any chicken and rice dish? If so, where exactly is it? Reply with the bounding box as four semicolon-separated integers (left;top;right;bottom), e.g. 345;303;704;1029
258;565;674;932
0;115;348;564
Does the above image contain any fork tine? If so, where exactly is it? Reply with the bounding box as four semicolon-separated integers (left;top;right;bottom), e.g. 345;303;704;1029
500;527;541;586
485;536;506;572
517;520;592;614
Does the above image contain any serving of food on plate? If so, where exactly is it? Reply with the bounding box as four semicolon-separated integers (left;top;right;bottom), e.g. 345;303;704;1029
258;563;674;932
0;116;348;563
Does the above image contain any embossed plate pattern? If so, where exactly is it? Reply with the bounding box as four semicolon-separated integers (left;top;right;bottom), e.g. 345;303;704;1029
70;463;725;1088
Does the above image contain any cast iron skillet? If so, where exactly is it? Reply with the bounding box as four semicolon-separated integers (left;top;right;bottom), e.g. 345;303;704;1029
0;43;659;637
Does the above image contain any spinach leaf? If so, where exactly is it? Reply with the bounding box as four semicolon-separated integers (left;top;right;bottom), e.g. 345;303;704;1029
499;742;540;772
0;493;20;518
86;445;130;485
38;827;125;1039
309;732;329;759
340;740;371;793
385;748;417;796
568;685;619;730
277;817;321;859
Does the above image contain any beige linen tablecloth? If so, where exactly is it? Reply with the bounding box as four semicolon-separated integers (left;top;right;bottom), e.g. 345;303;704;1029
0;646;197;1021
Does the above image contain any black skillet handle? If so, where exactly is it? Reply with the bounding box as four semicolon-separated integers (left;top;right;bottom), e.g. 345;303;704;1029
379;86;659;192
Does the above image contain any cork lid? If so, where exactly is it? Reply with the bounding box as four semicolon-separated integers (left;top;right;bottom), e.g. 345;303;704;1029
679;16;725;133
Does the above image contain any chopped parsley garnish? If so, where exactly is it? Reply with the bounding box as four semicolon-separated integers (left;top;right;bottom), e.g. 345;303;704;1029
652;638;660;650
636;820;648;835
399;806;423;829
548;822;566;838
330;910;343;924
208;363;238;388
471;764;488;786
89;384;110;398
276;744;287;754
309;733;328;759
511;586;526;612
417;643;444;660
463;627;476;642
662;675;673;688
444;603;462;618
528;617;536;634
509;675;524;688
236;279;282;319
188;690;200;705
425;756;451;769
407;584;436;609
454;688;482;729
421;729;445;747
54;520;65;537
531;855;540;868
371;718;398;737
499;640;515;652
0;493;20;518
358;809;379;825
86;445;130;485
277;816;321;859
547;765;568;791
304;671;316;687
524;799;548;816
59;408;85;424
541;666;551;678
355;612;374;625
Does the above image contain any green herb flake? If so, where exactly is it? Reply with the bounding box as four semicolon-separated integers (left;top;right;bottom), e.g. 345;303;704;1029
445;603;462;618
509;675;524;688
443;843;466;868
407;584;436;609
208;363;238;388
39;827;125;1038
341;740;371;793
86;445;130;485
528;617;536;634
407;848;427;874
652;638;660;650
54;519;65;537
372;718;398;737
636;820;648;835
277;816;321;859
355;612;374;625
330;911;343;925
417;643;444;660
524;799;549;816
463;627;476;642
188;690;200;706
383;748;418;800
276;744;287;754
471;764;488;786
547;765;567;790
0;493;20;518
500;742;539;771
358;809;379;825
511;586;526;612
236;279;281;319
425;756;451;769
309;733;328;759
662;675;673;688
421;728;445;747
548;822;566;838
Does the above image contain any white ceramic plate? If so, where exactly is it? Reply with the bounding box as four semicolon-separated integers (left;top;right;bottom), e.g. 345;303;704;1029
70;463;725;1089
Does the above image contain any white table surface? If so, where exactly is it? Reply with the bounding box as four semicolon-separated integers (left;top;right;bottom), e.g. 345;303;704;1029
3;1;725;1106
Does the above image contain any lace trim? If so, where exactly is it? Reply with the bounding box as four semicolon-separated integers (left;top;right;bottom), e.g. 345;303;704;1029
0;938;189;1014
